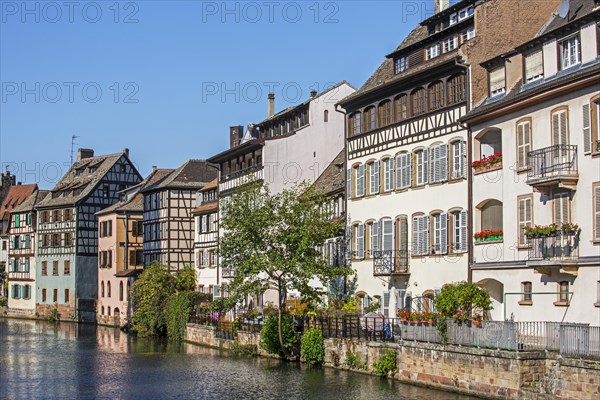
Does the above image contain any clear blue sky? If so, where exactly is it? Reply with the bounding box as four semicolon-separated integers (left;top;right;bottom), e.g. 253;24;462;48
0;1;439;189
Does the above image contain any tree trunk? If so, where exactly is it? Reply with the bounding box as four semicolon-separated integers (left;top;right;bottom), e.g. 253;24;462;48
277;285;289;357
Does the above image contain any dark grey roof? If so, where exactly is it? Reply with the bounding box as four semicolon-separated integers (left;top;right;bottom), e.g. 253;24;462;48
12;190;50;213
538;0;598;37
313;150;345;195
141;160;217;192
37;151;130;208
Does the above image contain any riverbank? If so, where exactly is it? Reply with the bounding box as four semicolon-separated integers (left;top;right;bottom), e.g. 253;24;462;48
184;323;600;400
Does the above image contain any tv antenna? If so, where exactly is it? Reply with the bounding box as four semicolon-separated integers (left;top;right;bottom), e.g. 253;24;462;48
70;135;80;166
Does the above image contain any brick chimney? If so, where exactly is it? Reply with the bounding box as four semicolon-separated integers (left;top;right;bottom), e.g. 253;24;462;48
77;148;94;161
229;125;244;148
123;148;129;157
268;93;275;118
435;0;450;14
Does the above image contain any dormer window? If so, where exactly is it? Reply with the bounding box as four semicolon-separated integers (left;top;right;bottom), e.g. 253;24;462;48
461;26;475;42
88;167;97;174
559;34;581;70
489;66;506;97
443;36;458;53
524;48;544;82
458;6;474;21
449;13;458;25
426;43;440;60
395;56;409;74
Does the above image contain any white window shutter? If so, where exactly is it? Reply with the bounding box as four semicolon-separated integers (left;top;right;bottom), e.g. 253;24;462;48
357;165;365;197
459;141;466;178
583;104;591;153
430;146;437;182
345;226;352;260
371;221;379;254
395;155;402;189
383;291;390;317
357;224;365;259
373;161;380;194
412;216;420;254
459;210;467;253
440;213;448;255
423;148;429;184
347;168;352;198
595;185;600;241
382;219;393;252
406;154;412;187
439;144;448;182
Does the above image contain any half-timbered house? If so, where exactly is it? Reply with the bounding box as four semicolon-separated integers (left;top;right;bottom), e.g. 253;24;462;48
0;169;17;290
35;148;142;321
7;189;49;314
193;178;220;295
141;160;217;271
339;0;562;317
462;0;600;324
96;168;172;326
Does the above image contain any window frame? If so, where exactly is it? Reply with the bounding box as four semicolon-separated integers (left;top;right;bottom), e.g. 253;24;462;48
558;33;581;71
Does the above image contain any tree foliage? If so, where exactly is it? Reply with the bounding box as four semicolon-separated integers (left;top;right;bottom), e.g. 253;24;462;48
434;281;492;319
301;327;325;366
260;313;298;356
220;180;349;355
165;291;205;342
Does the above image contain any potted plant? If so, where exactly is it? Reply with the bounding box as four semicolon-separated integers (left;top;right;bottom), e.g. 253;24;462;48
472;152;502;172
561;222;579;235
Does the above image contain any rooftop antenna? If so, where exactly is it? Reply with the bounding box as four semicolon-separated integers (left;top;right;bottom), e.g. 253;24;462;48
70;135;80;166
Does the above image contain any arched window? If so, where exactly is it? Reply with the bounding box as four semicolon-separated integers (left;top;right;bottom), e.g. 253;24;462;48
114;308;120;319
101;306;104;315
349;112;362;136
378;100;392;127
363;106;376;132
324;110;329;122
127;281;131;301
394;95;408;122
119;281;124;301
428;81;444;111
107;307;111;316
411;88;425;116
107;281;111;298
479;199;503;231
101;281;105;298
447;74;465;105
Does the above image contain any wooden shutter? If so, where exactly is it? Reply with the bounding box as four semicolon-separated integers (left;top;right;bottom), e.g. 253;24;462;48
429;146;438;182
373;161;380;194
553;192;570;226
357;224;365;259
440;213;448;255
371;221;379;255
423;148;429;184
458;210;468;253
357;165;365;197
553;110;568;146
518;196;533;246
517;121;531;169
398;216;408;252
421;216;429;255
382;219;393;252
395;155;402;189
595;185;600;241
385;158;394;191
583;104;591;153
129;250;136;266
412;216;420;254
347;168;352;198
439;144;448;181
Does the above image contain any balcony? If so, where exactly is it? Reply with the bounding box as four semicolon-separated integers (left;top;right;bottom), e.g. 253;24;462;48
526;145;578;190
221;266;237;279
527;231;579;276
219;164;264;193
8;271;31;280
373;250;410;276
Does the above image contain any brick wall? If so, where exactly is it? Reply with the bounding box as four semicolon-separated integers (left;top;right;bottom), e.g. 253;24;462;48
36;303;74;320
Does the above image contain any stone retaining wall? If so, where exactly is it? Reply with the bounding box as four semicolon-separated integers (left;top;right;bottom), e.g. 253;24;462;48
185;323;600;399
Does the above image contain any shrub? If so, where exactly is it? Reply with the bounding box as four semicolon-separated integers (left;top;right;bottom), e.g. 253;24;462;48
345;350;364;370
165;291;203;342
230;342;257;357
374;350;396;377
260;313;298;356
434;281;492;319
46;306;60;323
301;327;325;366
0;296;7;307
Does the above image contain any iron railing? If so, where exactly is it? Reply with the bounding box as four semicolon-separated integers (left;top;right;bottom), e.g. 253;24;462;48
8;271;31;280
221;267;237;279
220;164;264;182
528;231;579;261
526;144;578;183
372;250;410;276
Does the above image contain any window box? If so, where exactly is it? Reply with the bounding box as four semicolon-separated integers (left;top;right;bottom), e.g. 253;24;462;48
472;153;502;173
474;230;503;242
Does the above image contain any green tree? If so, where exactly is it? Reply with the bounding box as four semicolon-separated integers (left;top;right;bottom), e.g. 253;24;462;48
165;291;205;342
434;281;492;319
220;180;349;356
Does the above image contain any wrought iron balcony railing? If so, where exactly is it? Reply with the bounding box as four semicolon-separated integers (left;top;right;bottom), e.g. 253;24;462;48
373;250;410;276
526;145;578;187
221;266;237;279
220;164;264;183
527;231;579;262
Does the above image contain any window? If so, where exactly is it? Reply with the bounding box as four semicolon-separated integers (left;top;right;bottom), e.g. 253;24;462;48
103;185;110;198
370;221;379;257
64;289;69;303
558;281;570;304
429;143;448;183
132;220;143;237
395;153;412;189
42;211;50;223
521;282;533;304
412;215;429;256
25;235;30;249
101;281;105;297
449;12;458;25
525;49;544;82
426;43;440;59
382;158;394;192
349;112;361;136
443;36;458;53
65;232;72;247
364;106;376;132
395;56;409;74
432;213;448;255
594;183;600;241
42;288;46;303
381;218;393;252
559;34;581;70
489;66;506;97
107;281;111;298
415;149;429;186
53;289;57;303
324;110;328;122
553;192;571;226
368;161;380;195
52;261;58;276
452;210;468;253
354;223;365;259
378;101;392;127
552;109;569;146
516;120;532;170
428;81;443;111
450;141;465;179
64;209;72;221
354;164;365;197
41;261;48;276
64;260;70;275
411;88;425;116
461;26;475;42
518;195;533;247
480;199;503;232
53;210;61;222
119;282;124;301
210;250;218;267
14;214;20;228
394;95;408;122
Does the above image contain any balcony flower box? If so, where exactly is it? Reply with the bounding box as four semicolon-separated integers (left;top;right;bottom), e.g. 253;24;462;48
397;310;438;325
524;224;559;238
560;222;579;236
474;229;503;242
472;152;502;173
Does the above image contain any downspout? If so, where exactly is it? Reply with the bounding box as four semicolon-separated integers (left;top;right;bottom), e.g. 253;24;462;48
124;213;129;270
334;103;348;296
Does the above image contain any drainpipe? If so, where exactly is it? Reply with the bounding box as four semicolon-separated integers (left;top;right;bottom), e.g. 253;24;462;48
124;213;129;270
334;103;348;296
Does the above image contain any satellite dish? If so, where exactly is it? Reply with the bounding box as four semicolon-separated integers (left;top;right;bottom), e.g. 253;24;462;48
557;0;569;18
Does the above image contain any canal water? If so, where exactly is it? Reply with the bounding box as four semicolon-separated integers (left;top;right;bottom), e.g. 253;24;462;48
0;319;479;400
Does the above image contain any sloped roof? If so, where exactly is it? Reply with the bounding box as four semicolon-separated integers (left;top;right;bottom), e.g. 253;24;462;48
313;150;345;195
37;151;130;208
0;184;38;220
537;0;597;38
97;168;173;215
192;202;218;215
12;190;50;213
199;178;218;193
141;160;218;192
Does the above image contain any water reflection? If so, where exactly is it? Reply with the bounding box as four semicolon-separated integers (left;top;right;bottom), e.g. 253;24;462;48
0;319;479;400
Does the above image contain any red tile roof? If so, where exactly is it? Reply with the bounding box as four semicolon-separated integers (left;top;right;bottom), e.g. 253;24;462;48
0;184;38;233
